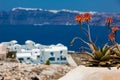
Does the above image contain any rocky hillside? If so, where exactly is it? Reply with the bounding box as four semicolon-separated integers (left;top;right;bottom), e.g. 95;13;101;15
0;7;120;26
0;62;73;80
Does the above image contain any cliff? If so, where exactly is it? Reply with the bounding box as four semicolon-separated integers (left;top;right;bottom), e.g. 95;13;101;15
0;7;120;26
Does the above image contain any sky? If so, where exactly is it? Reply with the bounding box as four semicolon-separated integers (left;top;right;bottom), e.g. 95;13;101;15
0;0;120;12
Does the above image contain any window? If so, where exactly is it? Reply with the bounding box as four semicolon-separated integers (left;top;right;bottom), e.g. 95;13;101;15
63;57;66;60
9;44;11;46
37;56;40;58
27;57;30;60
32;44;34;46
37;56;40;59
60;56;66;60
60;51;63;54
60;51;63;55
41;60;43;62
49;52;55;61
60;56;63;60
50;52;54;57
26;48;30;50
18;58;24;62
57;58;59;61
49;57;55;61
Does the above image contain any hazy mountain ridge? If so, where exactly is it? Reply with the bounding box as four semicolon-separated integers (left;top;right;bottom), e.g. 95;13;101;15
0;7;120;26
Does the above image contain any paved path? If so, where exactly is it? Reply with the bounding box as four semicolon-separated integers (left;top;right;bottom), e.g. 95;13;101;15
66;54;77;67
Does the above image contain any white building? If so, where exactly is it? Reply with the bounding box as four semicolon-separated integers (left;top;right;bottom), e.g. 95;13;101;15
16;49;41;64
2;40;18;51
1;40;68;64
41;44;67;64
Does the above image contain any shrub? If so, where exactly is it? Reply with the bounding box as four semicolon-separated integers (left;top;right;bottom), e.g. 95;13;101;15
31;76;39;80
6;51;17;59
45;60;50;65
66;62;70;66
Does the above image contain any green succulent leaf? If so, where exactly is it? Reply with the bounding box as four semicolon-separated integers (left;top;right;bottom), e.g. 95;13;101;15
112;49;120;57
100;55;110;61
116;52;120;57
102;43;108;51
85;52;94;58
94;50;102;60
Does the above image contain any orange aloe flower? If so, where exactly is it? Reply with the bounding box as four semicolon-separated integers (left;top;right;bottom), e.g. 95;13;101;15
112;26;119;33
106;17;113;24
75;14;84;25
108;33;115;41
106;17;113;32
83;13;92;23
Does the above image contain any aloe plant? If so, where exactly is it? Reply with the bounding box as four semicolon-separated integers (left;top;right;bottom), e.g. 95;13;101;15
114;44;120;57
110;44;120;66
85;44;117;66
71;13;120;67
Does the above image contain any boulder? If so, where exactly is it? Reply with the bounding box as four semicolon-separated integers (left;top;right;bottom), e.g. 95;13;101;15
59;65;120;80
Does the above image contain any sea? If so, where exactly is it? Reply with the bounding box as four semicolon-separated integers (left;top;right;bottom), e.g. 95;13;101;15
0;25;119;52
